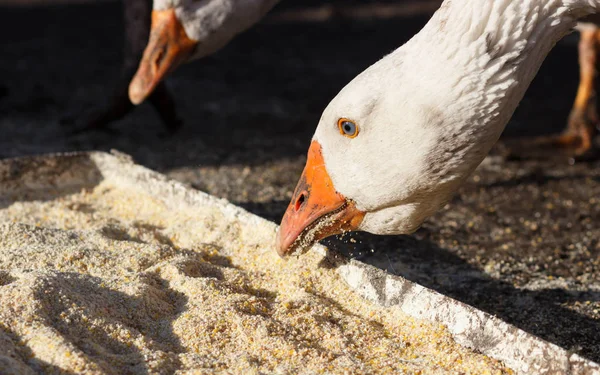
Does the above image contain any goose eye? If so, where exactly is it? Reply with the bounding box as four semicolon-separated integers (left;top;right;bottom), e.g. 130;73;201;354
338;118;359;138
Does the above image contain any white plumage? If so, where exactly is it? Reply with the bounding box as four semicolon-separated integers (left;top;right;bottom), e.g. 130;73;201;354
154;0;280;60
303;0;600;237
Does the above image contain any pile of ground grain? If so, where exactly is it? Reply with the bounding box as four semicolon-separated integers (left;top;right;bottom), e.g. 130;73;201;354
0;182;512;374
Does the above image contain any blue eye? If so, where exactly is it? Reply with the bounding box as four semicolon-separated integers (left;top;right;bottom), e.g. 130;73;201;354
338;118;359;138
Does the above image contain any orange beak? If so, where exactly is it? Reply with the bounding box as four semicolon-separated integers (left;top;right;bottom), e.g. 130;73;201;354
128;9;197;105
276;141;365;257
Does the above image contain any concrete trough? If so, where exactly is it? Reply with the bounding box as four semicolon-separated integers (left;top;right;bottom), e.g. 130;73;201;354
0;150;598;375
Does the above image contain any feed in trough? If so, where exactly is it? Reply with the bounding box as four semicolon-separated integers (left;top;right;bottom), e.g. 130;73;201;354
0;181;511;374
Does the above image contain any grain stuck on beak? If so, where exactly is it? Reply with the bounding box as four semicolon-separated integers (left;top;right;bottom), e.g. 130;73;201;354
277;141;365;257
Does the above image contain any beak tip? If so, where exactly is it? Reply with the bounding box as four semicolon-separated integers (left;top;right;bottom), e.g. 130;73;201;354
128;81;147;105
275;227;289;258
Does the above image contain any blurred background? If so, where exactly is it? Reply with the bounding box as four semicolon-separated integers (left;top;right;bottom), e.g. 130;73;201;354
0;0;599;362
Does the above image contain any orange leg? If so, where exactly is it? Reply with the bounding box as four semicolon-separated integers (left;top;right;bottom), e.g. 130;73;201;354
540;28;599;155
568;28;599;152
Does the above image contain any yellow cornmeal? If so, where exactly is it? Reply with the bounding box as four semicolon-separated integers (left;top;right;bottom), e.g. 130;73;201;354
0;182;512;374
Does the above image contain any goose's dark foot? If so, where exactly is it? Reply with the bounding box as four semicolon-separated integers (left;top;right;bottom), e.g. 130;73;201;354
148;82;183;136
64;95;131;136
63;81;182;137
61;79;134;136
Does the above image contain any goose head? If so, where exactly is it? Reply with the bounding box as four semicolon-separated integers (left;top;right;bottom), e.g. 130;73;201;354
129;0;278;104
276;49;463;256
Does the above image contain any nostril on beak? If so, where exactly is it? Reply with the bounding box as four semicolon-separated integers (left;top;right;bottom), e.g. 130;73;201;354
152;47;166;75
294;192;307;211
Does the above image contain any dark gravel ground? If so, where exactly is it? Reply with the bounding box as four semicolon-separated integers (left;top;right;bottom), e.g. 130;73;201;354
1;0;599;364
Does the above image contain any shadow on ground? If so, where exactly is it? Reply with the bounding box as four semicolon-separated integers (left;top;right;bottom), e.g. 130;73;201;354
324;232;600;362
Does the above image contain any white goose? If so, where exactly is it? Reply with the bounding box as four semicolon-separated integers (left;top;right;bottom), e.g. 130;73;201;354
276;0;600;256
128;0;279;104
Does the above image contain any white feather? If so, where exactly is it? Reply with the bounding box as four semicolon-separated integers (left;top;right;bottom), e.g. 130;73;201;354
153;0;280;60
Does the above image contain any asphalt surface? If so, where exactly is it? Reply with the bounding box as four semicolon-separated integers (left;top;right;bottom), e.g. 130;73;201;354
1;0;599;364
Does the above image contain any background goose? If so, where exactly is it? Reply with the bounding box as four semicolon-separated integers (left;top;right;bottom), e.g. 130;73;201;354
128;0;280;105
74;0;279;133
72;0;182;133
276;0;600;256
